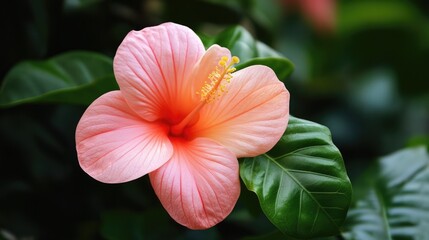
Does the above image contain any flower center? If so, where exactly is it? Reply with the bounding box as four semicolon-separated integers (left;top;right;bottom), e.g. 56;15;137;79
170;55;240;137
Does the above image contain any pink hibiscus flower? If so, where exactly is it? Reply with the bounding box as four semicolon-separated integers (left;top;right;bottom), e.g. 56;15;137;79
75;22;289;229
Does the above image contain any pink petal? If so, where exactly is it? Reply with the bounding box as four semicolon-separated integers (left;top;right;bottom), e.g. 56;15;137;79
189;65;290;157
149;138;240;229
114;22;205;122
76;91;173;183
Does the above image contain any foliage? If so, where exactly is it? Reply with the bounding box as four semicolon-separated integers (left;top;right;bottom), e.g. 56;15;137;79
241;116;351;238
1;0;428;239
0;51;117;107
202;25;294;80
343;146;429;239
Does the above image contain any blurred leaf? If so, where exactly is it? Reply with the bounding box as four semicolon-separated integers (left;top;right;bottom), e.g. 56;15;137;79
0;51;117;107
64;0;102;11
343;147;429;239
338;1;421;35
182;228;220;240
241;230;285;240
242;230;339;240
348;68;400;116
407;136;429;150
246;0;282;33
201;0;281;34
100;209;175;240
203;25;278;60
100;210;146;240
28;0;49;57
163;0;241;29
199;0;241;12
236;57;294;81
203;25;294;80
240;116;352;238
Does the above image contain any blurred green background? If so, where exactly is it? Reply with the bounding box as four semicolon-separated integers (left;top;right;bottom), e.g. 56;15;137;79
1;0;428;239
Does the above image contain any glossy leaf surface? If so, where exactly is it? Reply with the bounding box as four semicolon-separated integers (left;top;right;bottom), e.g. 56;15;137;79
240;116;352;238
202;26;294;80
343;146;429;240
0;51;117;107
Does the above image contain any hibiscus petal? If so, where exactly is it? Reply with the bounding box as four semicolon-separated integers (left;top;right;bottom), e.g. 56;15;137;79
190;65;290;157
149;138;240;229
76;91;173;183
113;22;205;122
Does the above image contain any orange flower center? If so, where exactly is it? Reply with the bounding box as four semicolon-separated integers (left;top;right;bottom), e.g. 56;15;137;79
170;55;240;137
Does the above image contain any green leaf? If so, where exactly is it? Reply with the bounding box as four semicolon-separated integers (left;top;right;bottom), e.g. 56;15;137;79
407;136;429;150
245;0;282;33
236;57;294;82
0;51;117;107
201;0;281;33
240;116;352;239
343;146;429;240
202;26;294;80
338;1;421;36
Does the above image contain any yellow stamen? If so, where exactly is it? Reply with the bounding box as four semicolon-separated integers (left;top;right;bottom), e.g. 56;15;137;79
170;55;240;137
198;55;240;103
232;56;240;64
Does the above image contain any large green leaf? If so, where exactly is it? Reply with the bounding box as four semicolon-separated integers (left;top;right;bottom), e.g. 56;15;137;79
202;26;294;80
0;51;117;107
240;116;352;239
343;146;429;239
236;57;293;82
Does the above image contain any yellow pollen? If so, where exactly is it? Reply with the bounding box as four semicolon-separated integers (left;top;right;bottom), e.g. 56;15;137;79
170;55;240;137
197;55;240;103
232;56;240;64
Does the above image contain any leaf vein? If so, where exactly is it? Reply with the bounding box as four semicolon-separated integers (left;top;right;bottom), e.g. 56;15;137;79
263;153;342;229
